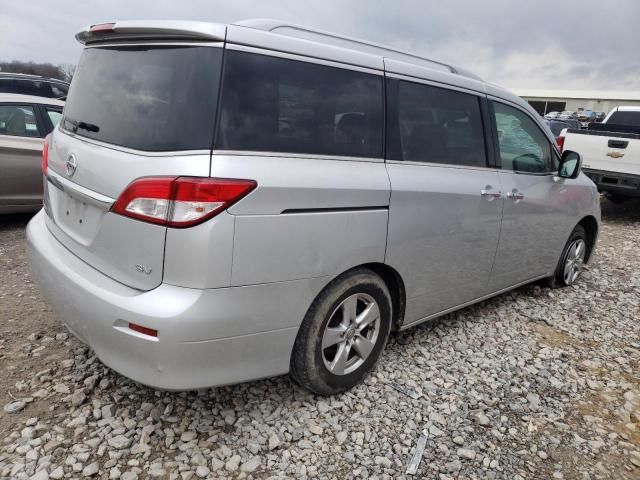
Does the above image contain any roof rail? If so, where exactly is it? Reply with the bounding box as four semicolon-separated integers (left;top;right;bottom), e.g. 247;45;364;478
234;18;459;75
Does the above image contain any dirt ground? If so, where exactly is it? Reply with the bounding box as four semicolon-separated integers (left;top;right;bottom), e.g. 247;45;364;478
1;198;639;479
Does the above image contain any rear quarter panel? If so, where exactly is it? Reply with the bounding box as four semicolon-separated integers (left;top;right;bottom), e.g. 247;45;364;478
211;154;390;286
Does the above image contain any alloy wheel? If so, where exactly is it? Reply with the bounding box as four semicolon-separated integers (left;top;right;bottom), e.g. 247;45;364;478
321;293;381;376
563;238;586;285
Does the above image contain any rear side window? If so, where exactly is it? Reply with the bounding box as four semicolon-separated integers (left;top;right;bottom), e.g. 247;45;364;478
0;79;67;99
386;79;487;167
0;105;40;137
215;50;383;158
62;46;222;151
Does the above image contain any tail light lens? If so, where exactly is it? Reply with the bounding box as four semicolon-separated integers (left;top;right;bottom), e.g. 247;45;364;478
111;177;256;228
556;128;568;152
42;134;50;174
90;23;116;32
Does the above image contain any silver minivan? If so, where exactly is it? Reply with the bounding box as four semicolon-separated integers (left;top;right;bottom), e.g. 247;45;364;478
27;19;600;395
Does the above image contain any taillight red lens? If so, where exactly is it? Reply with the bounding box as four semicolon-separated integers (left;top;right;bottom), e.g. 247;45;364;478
111;177;174;225
42;135;50;174
556;135;565;152
111;177;257;228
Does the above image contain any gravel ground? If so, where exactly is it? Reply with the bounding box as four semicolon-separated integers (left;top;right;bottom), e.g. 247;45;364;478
1;198;639;480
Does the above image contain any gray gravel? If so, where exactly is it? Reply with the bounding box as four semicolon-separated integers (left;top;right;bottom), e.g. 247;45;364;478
1;198;639;479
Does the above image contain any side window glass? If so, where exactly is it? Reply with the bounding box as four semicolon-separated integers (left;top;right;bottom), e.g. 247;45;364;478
387;79;487;167
0;105;40;137
216;51;383;158
46;108;63;128
493;102;552;173
49;83;68;99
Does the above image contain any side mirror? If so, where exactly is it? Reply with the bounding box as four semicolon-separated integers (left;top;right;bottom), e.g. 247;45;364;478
558;150;582;179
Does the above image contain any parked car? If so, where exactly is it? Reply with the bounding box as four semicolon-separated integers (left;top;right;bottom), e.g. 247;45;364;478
0;73;69;100
544;111;561;119
559;111;577;121
543;119;575;150
595;112;606;122
557;118;582;130
577;110;597;127
0;94;64;213
564;106;640;203
27;19;601;395
577;110;595;121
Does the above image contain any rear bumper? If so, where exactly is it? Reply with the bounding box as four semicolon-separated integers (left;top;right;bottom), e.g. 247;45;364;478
26;210;325;390
583;168;640;197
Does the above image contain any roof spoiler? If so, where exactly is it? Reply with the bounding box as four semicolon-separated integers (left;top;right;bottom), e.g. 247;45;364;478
76;20;226;45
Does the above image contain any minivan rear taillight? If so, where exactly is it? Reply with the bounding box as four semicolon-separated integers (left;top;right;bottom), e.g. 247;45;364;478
111;177;256;228
42;134;50;175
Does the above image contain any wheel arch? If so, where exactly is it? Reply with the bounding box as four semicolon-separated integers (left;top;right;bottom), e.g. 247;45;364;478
360;262;406;331
577;215;598;262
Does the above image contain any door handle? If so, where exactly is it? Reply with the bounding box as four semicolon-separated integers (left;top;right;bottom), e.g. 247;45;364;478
480;188;502;199
506;190;525;201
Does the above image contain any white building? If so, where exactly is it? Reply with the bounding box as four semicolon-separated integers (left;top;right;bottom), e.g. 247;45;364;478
512;89;640;116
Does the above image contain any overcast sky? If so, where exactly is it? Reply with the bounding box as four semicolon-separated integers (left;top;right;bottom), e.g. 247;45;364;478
3;0;639;91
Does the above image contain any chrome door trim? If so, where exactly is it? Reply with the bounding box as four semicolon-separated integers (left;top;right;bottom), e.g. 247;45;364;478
212;150;384;163
384;159;499;172
399;273;551;330
47;169;115;209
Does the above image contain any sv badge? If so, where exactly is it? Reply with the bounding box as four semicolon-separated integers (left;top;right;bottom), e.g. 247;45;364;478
135;264;153;275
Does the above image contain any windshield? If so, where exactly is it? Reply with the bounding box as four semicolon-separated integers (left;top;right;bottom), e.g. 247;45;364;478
62;45;222;151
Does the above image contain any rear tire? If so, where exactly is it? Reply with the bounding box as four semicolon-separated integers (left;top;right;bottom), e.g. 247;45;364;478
290;268;392;396
544;225;587;289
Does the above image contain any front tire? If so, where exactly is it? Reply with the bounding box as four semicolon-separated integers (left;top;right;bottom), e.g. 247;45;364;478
290;268;392;395
545;225;587;288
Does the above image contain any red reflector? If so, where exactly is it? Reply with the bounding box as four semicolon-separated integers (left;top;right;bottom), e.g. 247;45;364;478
129;323;158;337
556;135;566;152
90;22;116;32
42;134;50;175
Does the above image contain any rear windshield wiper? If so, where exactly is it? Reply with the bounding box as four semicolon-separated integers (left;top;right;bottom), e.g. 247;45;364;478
64;117;100;133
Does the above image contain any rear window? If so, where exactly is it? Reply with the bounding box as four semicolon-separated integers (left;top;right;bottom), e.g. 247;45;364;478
62;46;222;151
607;111;640;127
215;50;383;158
0;78;68;99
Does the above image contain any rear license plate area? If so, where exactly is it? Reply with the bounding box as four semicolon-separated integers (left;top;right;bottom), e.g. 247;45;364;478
48;183;105;243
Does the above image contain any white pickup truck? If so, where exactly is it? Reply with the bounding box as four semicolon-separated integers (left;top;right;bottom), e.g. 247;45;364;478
563;106;640;203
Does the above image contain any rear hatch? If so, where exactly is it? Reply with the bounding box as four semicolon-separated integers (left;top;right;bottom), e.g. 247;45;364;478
45;41;223;290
